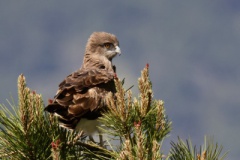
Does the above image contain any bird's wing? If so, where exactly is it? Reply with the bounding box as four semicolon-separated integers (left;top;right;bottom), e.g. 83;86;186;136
45;68;115;118
59;68;115;92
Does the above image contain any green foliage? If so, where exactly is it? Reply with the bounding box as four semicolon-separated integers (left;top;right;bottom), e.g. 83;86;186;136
0;74;85;159
98;64;171;160
0;66;228;160
170;137;228;160
0;74;53;159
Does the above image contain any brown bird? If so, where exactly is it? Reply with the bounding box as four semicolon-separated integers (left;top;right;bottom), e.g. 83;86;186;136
45;32;121;143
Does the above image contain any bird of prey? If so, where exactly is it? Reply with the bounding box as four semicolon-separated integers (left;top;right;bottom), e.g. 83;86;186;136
45;32;121;143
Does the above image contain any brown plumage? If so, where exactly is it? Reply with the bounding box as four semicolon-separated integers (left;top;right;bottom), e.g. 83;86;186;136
45;32;121;135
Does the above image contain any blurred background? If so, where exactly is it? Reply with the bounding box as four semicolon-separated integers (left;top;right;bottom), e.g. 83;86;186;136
1;0;239;159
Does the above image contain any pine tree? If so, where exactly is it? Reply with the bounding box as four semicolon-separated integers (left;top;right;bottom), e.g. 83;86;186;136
0;65;227;159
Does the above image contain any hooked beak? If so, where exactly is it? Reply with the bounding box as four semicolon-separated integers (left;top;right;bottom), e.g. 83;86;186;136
115;46;121;55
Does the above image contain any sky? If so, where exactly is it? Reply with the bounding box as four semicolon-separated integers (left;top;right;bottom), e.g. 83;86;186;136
1;0;240;159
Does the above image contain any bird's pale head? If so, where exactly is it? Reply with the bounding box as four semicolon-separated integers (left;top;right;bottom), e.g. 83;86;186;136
85;32;121;60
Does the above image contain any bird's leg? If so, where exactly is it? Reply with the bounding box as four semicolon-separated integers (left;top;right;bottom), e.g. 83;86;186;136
89;135;95;143
99;134;104;147
89;134;104;148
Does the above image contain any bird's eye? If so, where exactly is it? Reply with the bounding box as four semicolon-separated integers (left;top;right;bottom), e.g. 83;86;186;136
104;43;111;49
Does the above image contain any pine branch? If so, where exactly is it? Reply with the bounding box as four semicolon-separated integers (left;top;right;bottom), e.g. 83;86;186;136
0;74;53;159
169;136;228;160
98;64;172;160
0;66;227;160
0;74;87;159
